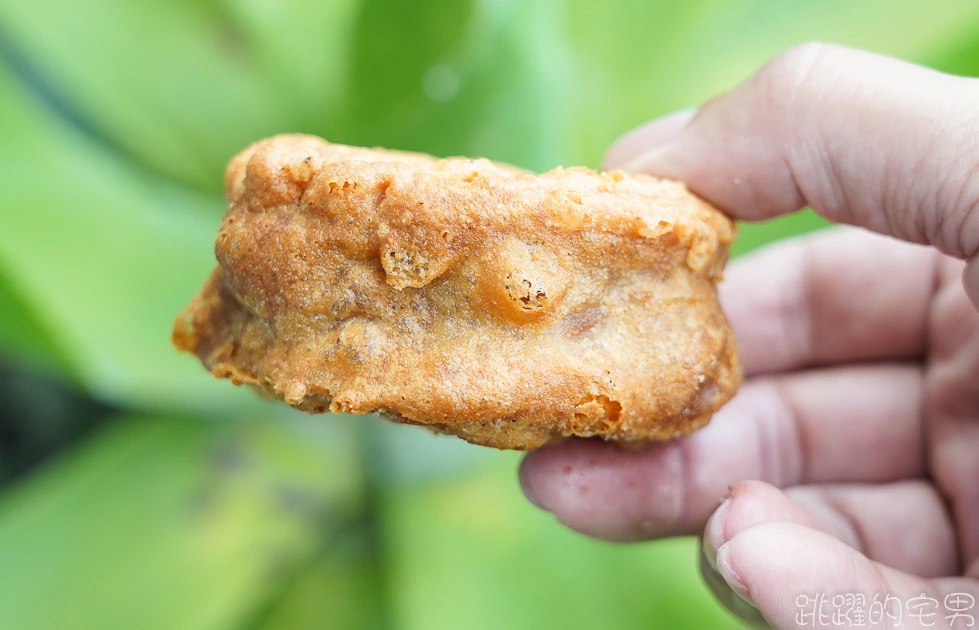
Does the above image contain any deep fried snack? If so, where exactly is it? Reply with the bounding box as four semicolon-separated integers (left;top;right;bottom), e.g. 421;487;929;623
173;135;741;450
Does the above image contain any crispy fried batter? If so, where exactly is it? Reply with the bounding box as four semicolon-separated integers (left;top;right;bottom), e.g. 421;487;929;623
173;135;741;450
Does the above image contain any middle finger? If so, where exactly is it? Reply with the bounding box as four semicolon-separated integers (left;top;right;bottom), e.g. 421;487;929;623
519;363;924;541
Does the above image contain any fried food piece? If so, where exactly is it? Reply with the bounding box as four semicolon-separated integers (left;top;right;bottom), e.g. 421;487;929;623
173;135;741;450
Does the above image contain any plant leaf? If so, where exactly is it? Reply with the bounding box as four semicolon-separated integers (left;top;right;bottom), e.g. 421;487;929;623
0;61;251;411
249;534;385;630
0;412;365;630
343;0;575;171
0;0;362;194
564;0;979;167
0;265;70;373
381;457;742;630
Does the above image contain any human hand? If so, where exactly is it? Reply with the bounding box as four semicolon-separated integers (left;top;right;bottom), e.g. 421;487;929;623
520;43;979;628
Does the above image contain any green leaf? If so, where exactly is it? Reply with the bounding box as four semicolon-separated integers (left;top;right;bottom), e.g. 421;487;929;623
0;265;70;373
564;0;979;167
4;0;979;183
0;0;362;194
3;3;979;629
0;61;251;411
0;0;580;176
344;0;575;171
0;0;581;411
381;456;741;630
250;534;385;630
0;412;365;630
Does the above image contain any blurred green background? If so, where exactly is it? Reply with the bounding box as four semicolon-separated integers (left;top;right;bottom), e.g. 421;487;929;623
1;0;978;628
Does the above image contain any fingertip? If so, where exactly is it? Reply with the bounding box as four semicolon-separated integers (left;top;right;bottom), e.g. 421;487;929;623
603;108;695;172
715;522;815;624
704;540;769;628
704;480;809;566
517;453;547;511
715;541;751;602
718;521;892;628
517;439;620;518
703;496;732;565
514;438;687;541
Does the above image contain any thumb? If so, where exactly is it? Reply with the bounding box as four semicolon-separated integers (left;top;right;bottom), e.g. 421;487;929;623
710;521;978;630
607;43;979;299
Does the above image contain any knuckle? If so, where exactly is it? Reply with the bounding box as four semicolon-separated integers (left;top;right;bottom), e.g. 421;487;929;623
948;159;979;259
756;42;837;112
751;43;858;216
930;113;979;258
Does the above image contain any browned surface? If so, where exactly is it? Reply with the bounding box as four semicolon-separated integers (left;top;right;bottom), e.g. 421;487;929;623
173;134;741;450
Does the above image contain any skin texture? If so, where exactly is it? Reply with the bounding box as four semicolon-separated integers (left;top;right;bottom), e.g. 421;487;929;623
173;135;741;450
520;43;979;628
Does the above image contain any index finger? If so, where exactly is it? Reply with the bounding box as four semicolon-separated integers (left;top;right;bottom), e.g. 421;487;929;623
610;43;979;261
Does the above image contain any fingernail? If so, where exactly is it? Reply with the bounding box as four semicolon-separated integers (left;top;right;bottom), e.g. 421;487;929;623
963;256;979;312
716;542;752;604
654;106;697;128
619;144;683;180
518;461;549;511
605;108;696;172
704;497;732;566
700;539;769;628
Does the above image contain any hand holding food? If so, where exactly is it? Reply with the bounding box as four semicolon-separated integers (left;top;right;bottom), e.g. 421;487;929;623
521;44;979;628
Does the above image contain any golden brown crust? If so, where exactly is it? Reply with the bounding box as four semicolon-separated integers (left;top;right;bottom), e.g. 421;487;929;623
173;134;741;450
